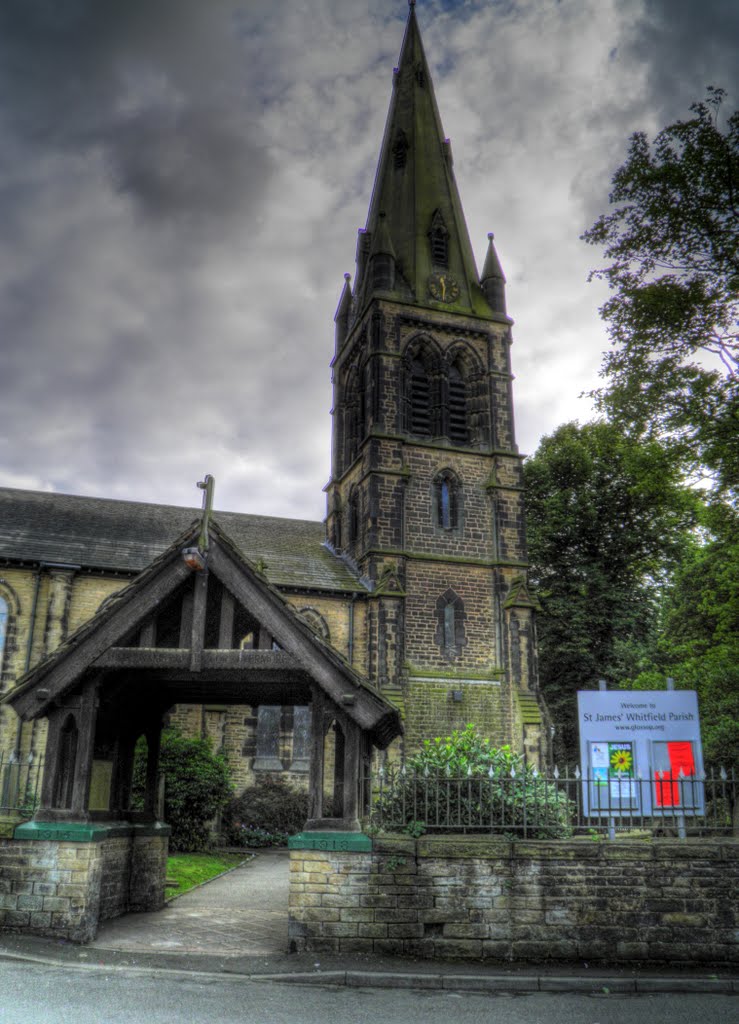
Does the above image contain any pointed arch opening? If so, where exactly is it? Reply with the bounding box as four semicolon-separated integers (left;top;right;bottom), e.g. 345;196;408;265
429;209;449;268
433;469;461;532
392;129;409;170
343;363;364;466
434;588;467;661
0;582;20;677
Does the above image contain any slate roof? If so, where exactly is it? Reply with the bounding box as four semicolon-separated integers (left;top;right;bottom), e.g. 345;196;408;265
0;487;366;593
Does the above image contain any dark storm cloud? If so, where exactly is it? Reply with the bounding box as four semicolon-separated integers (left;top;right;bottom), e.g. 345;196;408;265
622;0;739;120
0;0;733;518
0;0;273;226
104;106;272;225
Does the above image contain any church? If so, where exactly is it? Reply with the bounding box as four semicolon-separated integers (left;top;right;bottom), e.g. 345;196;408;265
0;4;547;826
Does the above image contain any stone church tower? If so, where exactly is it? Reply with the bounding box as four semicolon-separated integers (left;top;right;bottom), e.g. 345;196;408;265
326;5;546;760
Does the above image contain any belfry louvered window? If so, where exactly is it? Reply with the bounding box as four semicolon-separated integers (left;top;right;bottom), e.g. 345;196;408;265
409;357;432;435
393;130;409;170
448;362;467;444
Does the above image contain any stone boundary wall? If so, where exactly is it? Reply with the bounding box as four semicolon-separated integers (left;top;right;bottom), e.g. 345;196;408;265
0;825;169;943
289;835;739;965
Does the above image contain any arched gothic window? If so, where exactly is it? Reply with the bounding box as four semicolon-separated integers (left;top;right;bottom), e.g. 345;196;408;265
434;588;467;660
343;361;366;468
298;608;331;643
434;471;460;531
447;360;467;444
0;595;7;672
409;357;432;435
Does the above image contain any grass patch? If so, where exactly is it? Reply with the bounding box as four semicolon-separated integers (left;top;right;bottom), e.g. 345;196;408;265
166;851;247;896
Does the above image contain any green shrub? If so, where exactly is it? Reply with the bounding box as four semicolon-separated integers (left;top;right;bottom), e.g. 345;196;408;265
222;775;308;847
133;730;233;852
375;725;573;838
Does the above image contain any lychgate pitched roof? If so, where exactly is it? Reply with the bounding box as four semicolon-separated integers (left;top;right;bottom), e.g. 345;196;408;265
3;518;402;749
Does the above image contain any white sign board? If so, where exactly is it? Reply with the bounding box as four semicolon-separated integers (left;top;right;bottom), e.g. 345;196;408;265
577;690;704;817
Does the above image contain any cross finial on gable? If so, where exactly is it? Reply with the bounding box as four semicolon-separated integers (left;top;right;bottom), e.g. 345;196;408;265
196;474;215;552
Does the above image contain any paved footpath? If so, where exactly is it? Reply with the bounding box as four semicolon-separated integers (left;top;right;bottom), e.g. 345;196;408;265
0;848;737;996
92;848;290;957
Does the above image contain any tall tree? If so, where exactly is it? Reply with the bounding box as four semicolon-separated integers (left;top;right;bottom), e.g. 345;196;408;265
629;510;739;768
524;421;697;765
582;88;739;499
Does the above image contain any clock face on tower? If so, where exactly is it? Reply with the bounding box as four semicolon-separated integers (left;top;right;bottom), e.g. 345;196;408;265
428;272;460;303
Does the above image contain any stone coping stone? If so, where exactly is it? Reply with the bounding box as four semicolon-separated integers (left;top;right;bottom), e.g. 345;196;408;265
288;832;372;853
13;820;171;843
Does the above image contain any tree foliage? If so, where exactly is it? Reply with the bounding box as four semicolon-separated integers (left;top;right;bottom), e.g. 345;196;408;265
628;515;739;768
523;421;697;764
133;729;233;852
583;88;739;498
374;726;572;838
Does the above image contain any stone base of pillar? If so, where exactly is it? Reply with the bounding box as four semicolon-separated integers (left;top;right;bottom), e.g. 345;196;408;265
0;820;170;943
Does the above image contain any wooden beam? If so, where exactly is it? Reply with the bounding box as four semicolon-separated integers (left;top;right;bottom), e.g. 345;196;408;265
308;686;325;821
10;558;192;719
94;648;301;672
218;589;235;649
207;543;391;736
190;572;208;672
342;718;361;826
69;678;99;817
179;589;193;649
139;620;156;648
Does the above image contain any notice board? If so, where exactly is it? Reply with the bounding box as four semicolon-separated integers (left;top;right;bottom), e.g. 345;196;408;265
576;690;704;817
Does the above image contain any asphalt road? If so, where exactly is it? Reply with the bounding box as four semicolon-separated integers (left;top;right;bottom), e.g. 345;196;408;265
2;960;736;1024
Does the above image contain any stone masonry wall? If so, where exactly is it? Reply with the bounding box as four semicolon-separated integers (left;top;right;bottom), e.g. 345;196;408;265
289;836;739;965
0;838;104;942
0;828;169;942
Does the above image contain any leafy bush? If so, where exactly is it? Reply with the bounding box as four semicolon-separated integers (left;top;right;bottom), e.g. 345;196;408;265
375;725;573;838
132;730;233;852
228;824;289;848
222;775;308;847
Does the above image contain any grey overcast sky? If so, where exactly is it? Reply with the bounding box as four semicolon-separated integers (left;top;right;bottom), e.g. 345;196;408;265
1;0;737;521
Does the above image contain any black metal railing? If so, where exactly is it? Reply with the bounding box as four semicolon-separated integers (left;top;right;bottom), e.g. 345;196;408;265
0;753;43;818
370;764;737;839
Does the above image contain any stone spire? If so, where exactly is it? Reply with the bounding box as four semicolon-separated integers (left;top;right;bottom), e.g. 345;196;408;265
481;232;507;315
352;3;491;317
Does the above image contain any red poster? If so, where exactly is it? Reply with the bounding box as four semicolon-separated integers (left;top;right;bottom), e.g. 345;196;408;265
654;742;695;806
668;741;695;776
